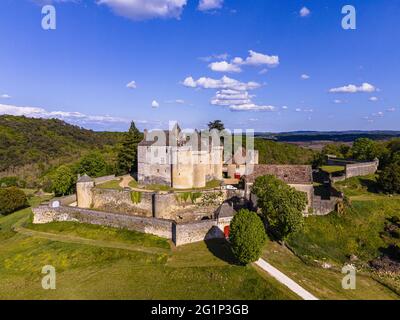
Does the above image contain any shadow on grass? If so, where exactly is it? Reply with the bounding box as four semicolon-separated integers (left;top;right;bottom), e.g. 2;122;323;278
359;177;380;193
204;237;239;265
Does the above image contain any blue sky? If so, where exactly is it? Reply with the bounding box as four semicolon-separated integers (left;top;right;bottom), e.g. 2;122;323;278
0;0;399;132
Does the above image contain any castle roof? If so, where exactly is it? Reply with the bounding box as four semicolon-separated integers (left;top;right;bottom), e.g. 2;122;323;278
243;165;313;185
139;124;215;150
77;174;94;183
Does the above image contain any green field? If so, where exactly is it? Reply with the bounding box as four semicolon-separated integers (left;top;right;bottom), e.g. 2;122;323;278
0;197;297;300
286;175;400;296
95;179;123;190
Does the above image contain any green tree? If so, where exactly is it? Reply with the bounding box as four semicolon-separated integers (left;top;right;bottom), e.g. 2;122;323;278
351;138;386;161
229;209;267;265
77;152;108;178
252;175;306;242
0;187;28;215
116;122;142;175
207;120;225;131
378;162;400;194
50;165;76;196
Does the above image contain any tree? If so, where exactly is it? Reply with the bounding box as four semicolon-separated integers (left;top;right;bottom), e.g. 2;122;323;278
77;152;108;178
378;162;400;194
208;120;225;131
350;138;386;161
229;209;267;265
252;175;306;241
116;122;142;175
50;165;76;196
0;187;28;215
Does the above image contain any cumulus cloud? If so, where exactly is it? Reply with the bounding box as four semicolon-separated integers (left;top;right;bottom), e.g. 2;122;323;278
126;80;137;89
209;61;241;73
182;76;261;91
97;0;187;21
329;82;376;93
1;94;11;99
369;96;378;102
151;100;160;108
183;76;275;112
0;103;131;125
207;50;279;73
300;6;311;17
198;0;223;11
301;74;310;80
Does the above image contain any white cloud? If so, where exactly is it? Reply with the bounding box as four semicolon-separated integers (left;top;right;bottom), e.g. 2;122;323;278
97;0;187;21
387;107;396;112
369;96;378;102
211;89;253;106
295;108;302;112
165;99;185;104
152;100;160;108
198;53;229;62
282;106;288;110
334;99;343;104
209;61;241;73
0;103;131;125
329;82;376;93
1;94;11;99
301;74;310;80
182;76;261;91
126;80;137;89
239;50;279;67
259;68;268;75
198;0;223;11
229;103;275;112
207;50;279;73
300;6;311;17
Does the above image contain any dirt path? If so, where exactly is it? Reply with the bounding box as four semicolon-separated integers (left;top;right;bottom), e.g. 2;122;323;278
255;258;319;300
119;175;134;189
13;218;170;256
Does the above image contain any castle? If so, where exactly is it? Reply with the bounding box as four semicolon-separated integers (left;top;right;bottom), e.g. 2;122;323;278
138;123;225;189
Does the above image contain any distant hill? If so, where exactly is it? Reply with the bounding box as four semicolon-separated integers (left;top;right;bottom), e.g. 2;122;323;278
256;131;400;143
0;115;123;172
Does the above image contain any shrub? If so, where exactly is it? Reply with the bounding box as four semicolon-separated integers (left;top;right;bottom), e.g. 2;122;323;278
377;162;400;194
50;165;76;196
229;209;267;265
0;187;28;215
0;176;26;188
130;191;142;204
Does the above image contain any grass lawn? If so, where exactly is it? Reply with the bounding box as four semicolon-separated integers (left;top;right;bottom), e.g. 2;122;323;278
95;179;123;190
286;174;400;297
263;241;398;300
320;166;345;174
0;205;297;300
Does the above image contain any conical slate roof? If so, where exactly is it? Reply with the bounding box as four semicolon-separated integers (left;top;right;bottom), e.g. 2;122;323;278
77;174;94;183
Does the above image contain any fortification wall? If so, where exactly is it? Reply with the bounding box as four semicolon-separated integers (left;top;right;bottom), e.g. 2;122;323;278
33;205;173;239
345;160;379;179
32;205;232;246
312;196;340;216
91;188;153;217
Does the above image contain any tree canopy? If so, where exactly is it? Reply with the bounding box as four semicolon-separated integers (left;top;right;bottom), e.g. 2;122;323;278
229;209;267;265
207;120;225;131
252;175;306;241
116;122;142;175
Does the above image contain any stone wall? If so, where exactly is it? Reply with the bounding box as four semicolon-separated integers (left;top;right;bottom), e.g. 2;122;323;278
312;196;340;216
32;205;232;246
92;188;153;217
173;218;232;246
33;205;173;239
345;160;379;179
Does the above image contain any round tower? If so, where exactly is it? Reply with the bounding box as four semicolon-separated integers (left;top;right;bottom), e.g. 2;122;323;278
76;174;95;208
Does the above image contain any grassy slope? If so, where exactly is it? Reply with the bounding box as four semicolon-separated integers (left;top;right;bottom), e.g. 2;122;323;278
263;241;398;300
283;174;400;297
0;203;296;300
